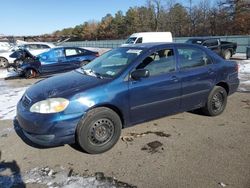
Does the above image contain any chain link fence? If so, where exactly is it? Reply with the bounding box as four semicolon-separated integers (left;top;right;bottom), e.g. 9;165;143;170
60;35;250;53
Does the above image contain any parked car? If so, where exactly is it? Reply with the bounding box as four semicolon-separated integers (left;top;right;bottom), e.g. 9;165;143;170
11;47;99;78
122;32;173;46
186;38;237;60
0;42;55;68
16;43;239;154
0;41;12;52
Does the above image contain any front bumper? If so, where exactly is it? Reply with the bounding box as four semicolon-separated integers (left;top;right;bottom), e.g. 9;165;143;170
16;100;84;147
7;66;24;76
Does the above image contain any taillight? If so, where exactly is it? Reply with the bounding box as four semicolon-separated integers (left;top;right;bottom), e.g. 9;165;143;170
235;63;239;72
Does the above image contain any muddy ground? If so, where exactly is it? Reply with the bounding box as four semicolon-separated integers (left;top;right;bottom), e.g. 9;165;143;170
0;77;250;188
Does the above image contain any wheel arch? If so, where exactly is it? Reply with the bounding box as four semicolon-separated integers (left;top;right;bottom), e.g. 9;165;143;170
216;82;229;94
0;56;8;60
24;67;39;78
88;104;125;128
24;66;39;73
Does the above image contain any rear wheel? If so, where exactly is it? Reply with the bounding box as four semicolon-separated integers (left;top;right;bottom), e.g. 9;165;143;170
76;107;122;154
202;86;227;116
25;69;38;79
223;50;232;60
0;57;9;68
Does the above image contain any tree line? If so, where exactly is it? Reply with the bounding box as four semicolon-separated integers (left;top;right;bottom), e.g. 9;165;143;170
52;0;250;40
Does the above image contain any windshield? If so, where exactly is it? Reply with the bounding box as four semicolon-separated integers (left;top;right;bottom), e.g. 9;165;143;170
125;37;137;44
81;48;143;78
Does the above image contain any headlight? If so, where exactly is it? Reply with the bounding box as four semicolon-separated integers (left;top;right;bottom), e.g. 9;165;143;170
30;98;69;114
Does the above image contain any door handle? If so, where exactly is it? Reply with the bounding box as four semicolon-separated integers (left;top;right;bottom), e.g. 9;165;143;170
171;76;179;82
208;68;215;75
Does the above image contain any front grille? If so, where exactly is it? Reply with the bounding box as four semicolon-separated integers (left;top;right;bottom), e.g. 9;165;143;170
22;95;32;108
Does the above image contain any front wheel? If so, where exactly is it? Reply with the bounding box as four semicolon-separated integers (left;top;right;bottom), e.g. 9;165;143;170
0;57;9;68
201;86;227;116
76;107;122;154
24;69;38;79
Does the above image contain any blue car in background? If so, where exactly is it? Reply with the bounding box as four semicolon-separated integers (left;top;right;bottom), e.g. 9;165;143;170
13;47;99;78
16;43;239;154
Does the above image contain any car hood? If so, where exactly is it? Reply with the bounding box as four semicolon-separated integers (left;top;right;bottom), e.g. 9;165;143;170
25;70;109;101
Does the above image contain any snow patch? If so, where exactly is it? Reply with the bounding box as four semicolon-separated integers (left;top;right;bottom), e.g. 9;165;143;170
238;59;250;92
0;85;26;120
0;166;135;188
0;69;18;79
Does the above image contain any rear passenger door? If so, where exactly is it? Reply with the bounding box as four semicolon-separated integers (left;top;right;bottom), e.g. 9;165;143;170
63;48;83;70
177;46;216;111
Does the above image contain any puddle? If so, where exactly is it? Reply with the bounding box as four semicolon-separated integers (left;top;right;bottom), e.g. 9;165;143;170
141;141;164;154
121;131;171;143
241;99;250;106
0;165;136;188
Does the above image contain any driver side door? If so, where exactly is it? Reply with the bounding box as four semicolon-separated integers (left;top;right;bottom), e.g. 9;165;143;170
128;47;181;124
40;48;66;74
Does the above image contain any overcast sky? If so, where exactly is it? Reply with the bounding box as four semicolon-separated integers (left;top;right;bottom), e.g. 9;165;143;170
0;0;210;36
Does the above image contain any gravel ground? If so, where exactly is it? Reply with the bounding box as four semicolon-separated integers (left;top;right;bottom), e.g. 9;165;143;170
0;85;250;188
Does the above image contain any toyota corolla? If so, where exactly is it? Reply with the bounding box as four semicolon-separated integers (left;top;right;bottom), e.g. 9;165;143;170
16;43;239;154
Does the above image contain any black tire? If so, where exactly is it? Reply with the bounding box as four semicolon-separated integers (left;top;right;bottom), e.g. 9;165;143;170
76;107;122;154
202;86;227;116
223;50;232;60
0;57;9;68
80;60;90;66
25;69;38;79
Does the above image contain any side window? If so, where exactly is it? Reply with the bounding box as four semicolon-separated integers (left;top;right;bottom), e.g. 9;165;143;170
177;47;212;70
40;49;64;61
28;44;39;50
203;39;218;47
77;48;86;54
40;44;50;49
65;49;78;56
136;49;176;76
136;37;143;44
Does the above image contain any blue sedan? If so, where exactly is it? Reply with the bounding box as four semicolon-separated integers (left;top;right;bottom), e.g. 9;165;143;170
15;47;99;78
16;43;239;154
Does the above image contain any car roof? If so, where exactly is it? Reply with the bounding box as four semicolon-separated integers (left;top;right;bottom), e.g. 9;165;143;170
187;38;219;41
120;42;203;50
49;46;87;50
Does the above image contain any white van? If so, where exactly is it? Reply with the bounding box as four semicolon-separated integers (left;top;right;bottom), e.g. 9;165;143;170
123;32;173;45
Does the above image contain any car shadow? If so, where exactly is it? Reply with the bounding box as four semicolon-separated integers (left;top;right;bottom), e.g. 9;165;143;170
0;151;26;188
68;143;86;153
187;109;207;116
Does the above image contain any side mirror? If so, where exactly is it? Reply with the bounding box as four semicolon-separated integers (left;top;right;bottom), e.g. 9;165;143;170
131;69;150;80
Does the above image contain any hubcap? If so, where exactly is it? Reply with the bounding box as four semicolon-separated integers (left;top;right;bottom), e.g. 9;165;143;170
88;118;114;145
212;92;224;113
225;51;231;60
0;58;8;68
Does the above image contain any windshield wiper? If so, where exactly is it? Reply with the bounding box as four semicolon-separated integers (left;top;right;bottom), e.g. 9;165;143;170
80;68;103;79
